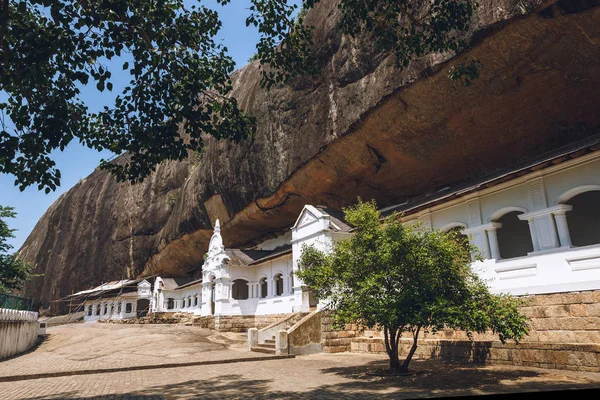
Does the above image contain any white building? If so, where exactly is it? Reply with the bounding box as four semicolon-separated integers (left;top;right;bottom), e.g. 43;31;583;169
70;138;600;326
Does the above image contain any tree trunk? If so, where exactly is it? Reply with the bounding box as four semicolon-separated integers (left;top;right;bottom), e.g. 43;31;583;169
400;325;421;373
384;326;402;372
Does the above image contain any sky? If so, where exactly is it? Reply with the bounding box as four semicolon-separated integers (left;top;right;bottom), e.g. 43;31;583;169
0;1;300;252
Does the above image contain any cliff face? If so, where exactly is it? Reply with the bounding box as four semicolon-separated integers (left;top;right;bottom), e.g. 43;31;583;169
19;0;600;309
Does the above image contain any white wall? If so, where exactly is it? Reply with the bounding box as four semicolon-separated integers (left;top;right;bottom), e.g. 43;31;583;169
0;309;39;360
403;152;600;295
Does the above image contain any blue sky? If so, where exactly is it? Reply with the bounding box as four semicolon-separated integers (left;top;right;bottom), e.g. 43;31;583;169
0;1;300;252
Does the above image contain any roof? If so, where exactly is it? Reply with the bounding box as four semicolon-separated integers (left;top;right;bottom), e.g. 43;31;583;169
380;134;600;218
314;207;353;232
248;245;293;266
160;277;194;290
225;249;273;265
173;278;203;290
63;279;139;299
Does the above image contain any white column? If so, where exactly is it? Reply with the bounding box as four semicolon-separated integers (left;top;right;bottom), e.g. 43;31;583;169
554;211;572;247
525;219;540;251
487;226;501;260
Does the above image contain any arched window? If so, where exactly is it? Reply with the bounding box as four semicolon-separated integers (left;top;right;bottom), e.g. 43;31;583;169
104;304;108;315
232;279;249;300
166;298;174;310
181;298;186;308
496;211;533;259
194;295;198;307
87;306;93;316
259;277;268;298
565;190;600;247
445;226;470;254
274;273;284;296
187;297;191;307
125;303;132;313
95;305;100;316
117;302;122;314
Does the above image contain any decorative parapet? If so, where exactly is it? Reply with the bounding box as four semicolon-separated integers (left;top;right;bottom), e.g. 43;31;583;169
0;308;39;322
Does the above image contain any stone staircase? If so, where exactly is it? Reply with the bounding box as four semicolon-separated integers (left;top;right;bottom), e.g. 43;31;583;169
251;337;277;354
250;312;308;354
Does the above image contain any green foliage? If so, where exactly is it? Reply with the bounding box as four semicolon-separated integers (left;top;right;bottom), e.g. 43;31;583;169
335;0;478;68
0;1;479;192
448;57;483;86
167;192;177;208
297;199;529;372
0;0;256;192
0;206;34;292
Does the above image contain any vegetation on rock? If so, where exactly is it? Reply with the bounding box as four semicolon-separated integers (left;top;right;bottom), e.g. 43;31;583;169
297;199;529;373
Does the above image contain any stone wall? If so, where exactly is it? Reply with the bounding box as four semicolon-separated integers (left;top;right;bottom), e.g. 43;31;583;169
197;314;292;333
0;309;40;360
288;311;322;355
323;290;600;372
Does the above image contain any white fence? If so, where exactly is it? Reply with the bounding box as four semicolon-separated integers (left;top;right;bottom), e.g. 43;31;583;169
0;308;40;360
0;308;39;322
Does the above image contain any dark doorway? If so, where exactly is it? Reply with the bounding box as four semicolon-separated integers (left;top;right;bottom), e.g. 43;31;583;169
136;298;150;318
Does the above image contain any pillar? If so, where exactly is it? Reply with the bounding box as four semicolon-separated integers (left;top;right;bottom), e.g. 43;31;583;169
487;227;501;260
554;211;572;247
525;219;541;252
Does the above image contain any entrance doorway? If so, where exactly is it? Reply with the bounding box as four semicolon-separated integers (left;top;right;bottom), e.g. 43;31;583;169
136;299;150;318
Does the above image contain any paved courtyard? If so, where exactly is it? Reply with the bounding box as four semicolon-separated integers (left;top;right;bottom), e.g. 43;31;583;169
1;323;600;399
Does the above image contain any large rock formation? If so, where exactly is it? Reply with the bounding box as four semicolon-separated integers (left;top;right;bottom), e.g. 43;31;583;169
19;0;600;309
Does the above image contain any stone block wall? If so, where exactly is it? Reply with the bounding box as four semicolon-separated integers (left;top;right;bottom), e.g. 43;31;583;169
196;314;292;333
322;290;600;372
321;313;357;353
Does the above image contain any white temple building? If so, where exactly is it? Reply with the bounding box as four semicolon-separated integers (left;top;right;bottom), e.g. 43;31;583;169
69;138;600;325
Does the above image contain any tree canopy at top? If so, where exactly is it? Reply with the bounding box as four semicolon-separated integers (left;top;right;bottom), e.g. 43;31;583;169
0;0;477;193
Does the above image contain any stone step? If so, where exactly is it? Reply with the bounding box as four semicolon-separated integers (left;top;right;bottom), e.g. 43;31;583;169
258;342;275;349
251;346;276;354
264;339;275;344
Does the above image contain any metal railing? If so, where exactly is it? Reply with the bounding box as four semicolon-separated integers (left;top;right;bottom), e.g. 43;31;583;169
0;293;34;311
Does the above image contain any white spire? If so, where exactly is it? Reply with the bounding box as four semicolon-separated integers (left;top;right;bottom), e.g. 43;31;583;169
215;219;220;233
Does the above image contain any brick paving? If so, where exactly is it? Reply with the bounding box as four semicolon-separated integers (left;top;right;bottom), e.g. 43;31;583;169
0;323;266;379
1;324;600;399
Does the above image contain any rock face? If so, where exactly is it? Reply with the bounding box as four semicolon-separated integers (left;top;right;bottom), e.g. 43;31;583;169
19;0;600;310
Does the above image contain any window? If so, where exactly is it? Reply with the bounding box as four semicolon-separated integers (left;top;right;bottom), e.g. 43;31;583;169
496;211;533;259
181;298;186;308
104;304;108;315
446;226;470;255
87;306;92;316
95;305;100;316
232;279;249;300
125;303;132;313
187;297;191;307
565;191;600;247
167;298;174;310
194;295;198;307
274;273;284;296
259;277;267;298
117;302;122;314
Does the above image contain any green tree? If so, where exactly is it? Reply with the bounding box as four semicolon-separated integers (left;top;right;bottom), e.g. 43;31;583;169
0;206;33;292
0;0;477;192
297;199;529;373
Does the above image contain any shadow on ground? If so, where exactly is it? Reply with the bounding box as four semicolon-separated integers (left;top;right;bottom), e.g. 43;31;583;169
22;360;600;400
